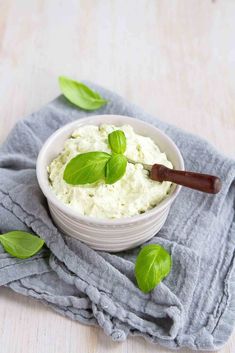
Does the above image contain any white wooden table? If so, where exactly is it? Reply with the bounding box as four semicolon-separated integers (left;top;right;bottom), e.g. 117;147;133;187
0;1;234;352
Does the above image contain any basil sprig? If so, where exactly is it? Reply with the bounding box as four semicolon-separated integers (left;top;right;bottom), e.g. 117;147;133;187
0;231;45;259
63;130;127;185
135;244;172;293
59;76;108;111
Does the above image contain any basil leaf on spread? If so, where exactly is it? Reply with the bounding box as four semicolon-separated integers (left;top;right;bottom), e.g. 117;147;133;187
63;151;111;185
108;130;127;154
105;153;127;184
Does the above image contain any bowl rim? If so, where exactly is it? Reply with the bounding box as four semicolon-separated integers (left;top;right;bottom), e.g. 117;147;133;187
36;114;184;225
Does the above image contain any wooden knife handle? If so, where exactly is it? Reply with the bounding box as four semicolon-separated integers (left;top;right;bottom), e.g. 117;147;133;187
150;164;222;194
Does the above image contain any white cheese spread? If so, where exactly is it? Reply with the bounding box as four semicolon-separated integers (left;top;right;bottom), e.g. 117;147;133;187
48;124;173;219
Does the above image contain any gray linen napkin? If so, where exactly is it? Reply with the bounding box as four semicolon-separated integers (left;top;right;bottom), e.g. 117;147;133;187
0;83;235;351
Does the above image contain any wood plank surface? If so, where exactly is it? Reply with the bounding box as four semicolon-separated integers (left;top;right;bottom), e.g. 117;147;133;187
0;1;234;352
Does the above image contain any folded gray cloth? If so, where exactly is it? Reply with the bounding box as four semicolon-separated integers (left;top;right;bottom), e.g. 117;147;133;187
0;83;235;351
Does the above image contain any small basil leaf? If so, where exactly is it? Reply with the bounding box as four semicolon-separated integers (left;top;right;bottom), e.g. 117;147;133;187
0;231;44;259
108;130;127;154
105;154;127;184
59;76;108;111
63;151;111;185
135;244;172;293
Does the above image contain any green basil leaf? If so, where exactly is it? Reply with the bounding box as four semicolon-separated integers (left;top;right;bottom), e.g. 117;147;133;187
135;244;172;293
108;130;127;154
63;151;111;185
105;154;127;184
59;76;108;111
0;231;44;259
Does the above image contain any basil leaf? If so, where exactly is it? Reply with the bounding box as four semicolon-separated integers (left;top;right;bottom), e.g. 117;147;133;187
105;154;127;184
108;130;127;154
63;151;111;185
135;244;172;293
59;76;108;111
0;231;44;259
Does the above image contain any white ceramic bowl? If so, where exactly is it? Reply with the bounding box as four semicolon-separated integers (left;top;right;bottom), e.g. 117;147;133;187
36;115;184;252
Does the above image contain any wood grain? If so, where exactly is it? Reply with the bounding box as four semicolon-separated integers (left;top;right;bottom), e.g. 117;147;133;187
0;1;234;352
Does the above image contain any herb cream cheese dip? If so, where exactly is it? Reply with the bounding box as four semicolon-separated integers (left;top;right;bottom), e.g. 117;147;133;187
48;124;173;219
